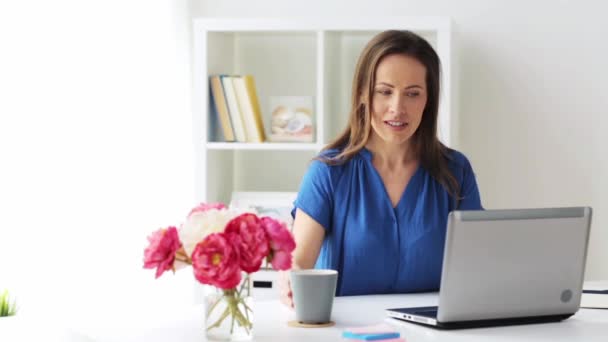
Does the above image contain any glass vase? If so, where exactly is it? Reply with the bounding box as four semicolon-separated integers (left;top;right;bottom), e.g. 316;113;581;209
204;274;254;341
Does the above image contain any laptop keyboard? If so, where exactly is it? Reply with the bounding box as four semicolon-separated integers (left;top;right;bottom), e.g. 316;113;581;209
413;308;438;318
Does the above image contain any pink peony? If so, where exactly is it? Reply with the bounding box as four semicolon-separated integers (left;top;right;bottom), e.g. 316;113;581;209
187;202;227;218
225;213;269;273
143;226;182;278
261;217;296;270
191;233;241;289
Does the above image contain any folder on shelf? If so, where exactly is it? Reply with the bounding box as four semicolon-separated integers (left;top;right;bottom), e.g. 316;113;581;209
233;75;266;143
209;75;235;142
220;75;247;142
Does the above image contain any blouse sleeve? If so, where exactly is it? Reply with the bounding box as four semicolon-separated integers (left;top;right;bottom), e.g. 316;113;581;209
292;160;334;233
458;155;484;210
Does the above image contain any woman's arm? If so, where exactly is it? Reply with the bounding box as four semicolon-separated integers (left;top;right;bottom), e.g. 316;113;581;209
292;209;326;269
279;208;325;308
458;154;483;210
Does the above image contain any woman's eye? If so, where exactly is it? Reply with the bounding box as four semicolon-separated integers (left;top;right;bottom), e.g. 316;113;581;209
407;92;420;97
376;89;392;96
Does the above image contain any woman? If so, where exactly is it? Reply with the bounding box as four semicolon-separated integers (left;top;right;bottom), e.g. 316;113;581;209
281;30;483;307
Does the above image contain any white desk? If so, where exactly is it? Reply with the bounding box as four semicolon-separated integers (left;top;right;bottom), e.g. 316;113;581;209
66;291;608;342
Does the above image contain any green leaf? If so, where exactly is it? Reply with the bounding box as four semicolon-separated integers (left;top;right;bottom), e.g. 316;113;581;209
0;289;17;317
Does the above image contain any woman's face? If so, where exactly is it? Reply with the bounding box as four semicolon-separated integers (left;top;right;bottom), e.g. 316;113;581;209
369;53;427;147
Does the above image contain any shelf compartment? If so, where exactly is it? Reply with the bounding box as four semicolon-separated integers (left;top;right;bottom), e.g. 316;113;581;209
205;142;323;151
206;31;318;143
205;150;317;203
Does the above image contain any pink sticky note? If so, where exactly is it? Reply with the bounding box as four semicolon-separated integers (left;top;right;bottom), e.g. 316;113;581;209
346;323;397;334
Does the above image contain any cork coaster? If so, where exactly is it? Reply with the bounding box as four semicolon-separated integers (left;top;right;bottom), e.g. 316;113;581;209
287;320;336;328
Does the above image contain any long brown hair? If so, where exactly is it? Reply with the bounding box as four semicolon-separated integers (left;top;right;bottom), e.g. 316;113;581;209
319;30;460;198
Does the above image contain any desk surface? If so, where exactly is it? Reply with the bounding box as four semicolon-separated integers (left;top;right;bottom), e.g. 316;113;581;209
77;291;608;342
4;289;608;341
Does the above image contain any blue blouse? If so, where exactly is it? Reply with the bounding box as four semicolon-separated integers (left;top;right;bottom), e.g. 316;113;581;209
292;147;482;296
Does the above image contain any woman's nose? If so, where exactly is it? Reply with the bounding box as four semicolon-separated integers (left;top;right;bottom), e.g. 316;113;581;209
389;95;406;115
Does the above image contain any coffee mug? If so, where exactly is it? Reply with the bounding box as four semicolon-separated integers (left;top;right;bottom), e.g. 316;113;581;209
290;269;338;324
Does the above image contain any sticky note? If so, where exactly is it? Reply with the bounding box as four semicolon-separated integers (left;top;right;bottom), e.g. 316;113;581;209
343;323;401;340
342;331;401;340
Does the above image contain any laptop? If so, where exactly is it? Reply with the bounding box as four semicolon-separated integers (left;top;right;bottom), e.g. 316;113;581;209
386;207;592;329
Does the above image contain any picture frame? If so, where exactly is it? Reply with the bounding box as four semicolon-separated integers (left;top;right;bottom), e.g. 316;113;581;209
268;96;314;142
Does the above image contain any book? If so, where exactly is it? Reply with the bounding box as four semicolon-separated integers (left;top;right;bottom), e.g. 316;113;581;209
209;75;235;141
220;75;247;142
233;75;266;143
207;86;221;142
243;75;266;142
269;96;314;142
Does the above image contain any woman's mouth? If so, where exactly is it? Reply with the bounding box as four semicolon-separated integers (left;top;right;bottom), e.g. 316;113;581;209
384;120;408;130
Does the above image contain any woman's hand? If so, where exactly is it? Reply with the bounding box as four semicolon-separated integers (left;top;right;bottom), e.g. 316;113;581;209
278;270;294;309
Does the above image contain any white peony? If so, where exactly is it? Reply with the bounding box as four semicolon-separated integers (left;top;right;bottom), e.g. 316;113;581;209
179;208;243;256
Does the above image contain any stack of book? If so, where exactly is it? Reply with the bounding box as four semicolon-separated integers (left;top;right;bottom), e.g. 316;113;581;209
209;75;266;143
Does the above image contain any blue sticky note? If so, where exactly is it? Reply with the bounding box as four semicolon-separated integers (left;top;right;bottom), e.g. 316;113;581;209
342;331;401;340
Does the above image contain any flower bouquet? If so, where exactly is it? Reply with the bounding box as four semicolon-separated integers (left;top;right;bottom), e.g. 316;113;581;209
143;202;296;341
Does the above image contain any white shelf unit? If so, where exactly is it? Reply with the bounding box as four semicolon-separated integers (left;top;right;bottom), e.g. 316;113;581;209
192;17;453;204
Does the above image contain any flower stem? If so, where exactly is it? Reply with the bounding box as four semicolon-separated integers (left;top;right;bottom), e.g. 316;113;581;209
237;274;249;298
241;299;253;314
230;301;236;334
233;276;252;329
206;292;223;318
206;306;230;332
205;279;254;337
247;276;251;297
174;248;192;264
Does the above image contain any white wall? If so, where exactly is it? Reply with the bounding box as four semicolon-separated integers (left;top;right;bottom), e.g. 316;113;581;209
192;0;608;280
0;0;199;319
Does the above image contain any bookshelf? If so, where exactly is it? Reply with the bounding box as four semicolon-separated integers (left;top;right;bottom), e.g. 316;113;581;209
192;17;454;205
